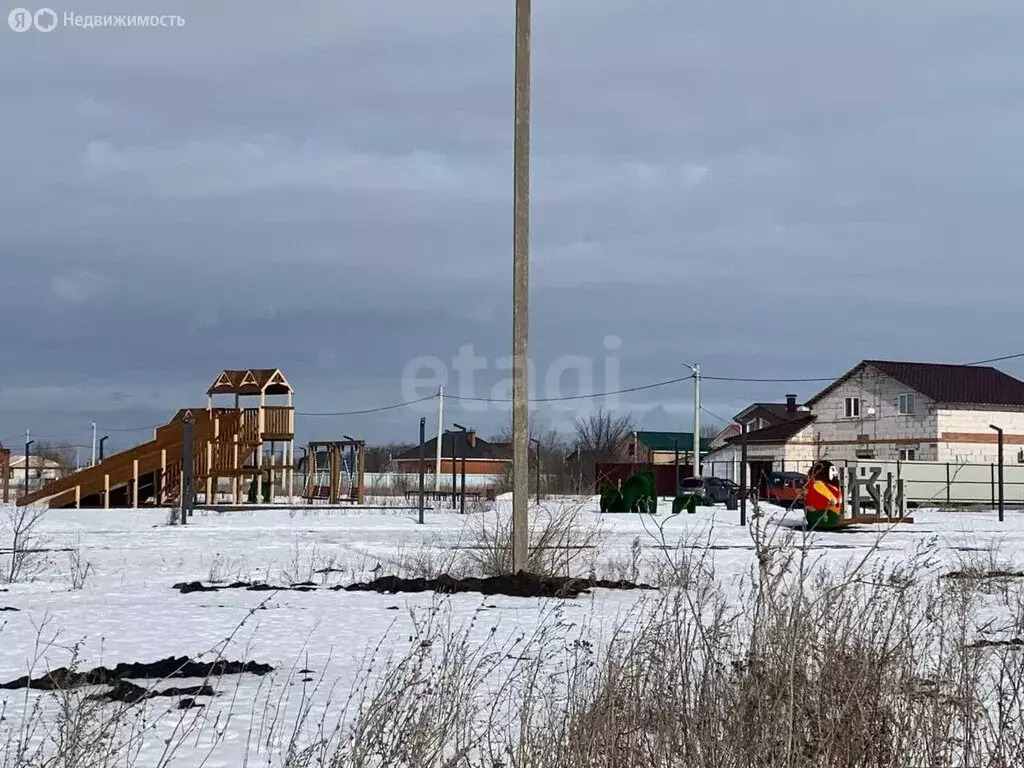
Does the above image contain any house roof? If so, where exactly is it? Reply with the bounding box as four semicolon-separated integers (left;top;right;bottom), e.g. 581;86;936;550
394;433;512;463
724;415;816;445
710;424;741;443
207;369;293;396
807;360;1024;408
635;431;713;453
8;455;64;469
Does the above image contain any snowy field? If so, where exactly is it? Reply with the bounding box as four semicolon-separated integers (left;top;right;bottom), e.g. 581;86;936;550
0;498;1022;766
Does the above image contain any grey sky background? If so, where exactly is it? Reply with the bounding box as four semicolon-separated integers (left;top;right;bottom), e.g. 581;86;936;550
2;0;1023;452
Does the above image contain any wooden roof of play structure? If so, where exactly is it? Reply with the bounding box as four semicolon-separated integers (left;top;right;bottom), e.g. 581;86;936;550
207;369;293;396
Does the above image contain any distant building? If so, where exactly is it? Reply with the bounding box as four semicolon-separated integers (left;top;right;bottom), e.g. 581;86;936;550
805;360;1024;464
393;430;512;476
628;431;712;465
703;359;1024;482
7;455;64;482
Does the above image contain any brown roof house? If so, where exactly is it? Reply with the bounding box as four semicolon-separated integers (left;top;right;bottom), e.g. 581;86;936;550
393;430;512;477
702;359;1024;482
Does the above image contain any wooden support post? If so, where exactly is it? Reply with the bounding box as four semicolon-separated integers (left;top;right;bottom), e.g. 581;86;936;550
206;442;213;504
104;474;110;509
233;433;240;505
75;484;81;509
356;443;365;504
161;449;167;504
268;447;276;503
133;459;139;507
255;439;264;504
329;445;339;504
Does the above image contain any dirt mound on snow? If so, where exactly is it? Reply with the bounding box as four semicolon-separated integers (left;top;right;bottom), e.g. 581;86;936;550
341;572;654;599
0;656;273;703
171;574;654;599
172;580;316;594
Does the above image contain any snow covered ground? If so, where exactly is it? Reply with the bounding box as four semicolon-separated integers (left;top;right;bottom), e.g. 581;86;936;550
0;498;1021;766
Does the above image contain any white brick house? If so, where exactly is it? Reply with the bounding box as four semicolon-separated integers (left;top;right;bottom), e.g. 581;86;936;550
703;360;1024;484
803;360;1024;465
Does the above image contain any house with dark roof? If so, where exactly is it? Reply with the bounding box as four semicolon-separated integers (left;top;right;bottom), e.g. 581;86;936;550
702;395;817;483
804;359;1024;465
700;360;1024;481
392;430;512;477
703;359;1024;483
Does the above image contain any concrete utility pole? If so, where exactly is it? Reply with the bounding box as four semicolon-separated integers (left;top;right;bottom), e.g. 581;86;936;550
687;363;701;477
511;0;531;573
91;422;97;467
434;386;444;491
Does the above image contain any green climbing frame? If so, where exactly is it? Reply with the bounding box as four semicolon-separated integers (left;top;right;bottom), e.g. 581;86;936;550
599;471;658;514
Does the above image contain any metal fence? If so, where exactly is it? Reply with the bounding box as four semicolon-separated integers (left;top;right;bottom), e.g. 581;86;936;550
702;458;1024;506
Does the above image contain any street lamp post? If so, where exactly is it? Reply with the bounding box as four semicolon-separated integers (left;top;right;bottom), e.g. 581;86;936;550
418;417;426;525
511;0;531;573
454;423;469;515
530;437;541;505
24;432;34;498
990;424;1004;523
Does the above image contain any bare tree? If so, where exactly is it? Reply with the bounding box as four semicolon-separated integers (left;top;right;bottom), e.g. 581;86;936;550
1;506;49;583
571;408;635;461
31;442;77;475
700;423;720;439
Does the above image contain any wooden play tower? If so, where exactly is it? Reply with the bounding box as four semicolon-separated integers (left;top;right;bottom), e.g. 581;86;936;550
205;368;296;505
18;369;296;509
1;443;10;504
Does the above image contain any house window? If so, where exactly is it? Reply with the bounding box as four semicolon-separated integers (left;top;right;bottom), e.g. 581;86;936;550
845;397;861;418
899;448;916;461
898;393;915;415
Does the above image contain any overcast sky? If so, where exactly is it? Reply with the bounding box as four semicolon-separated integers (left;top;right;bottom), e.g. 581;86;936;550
3;0;1024;452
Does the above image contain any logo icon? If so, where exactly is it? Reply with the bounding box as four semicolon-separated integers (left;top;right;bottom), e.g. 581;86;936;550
34;7;56;31
8;7;33;31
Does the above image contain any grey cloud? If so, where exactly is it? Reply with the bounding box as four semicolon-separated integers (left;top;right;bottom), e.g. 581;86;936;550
2;0;1023;445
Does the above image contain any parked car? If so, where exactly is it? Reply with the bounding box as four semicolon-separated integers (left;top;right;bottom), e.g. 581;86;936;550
704;477;740;504
675;477;738;507
763;471;808;505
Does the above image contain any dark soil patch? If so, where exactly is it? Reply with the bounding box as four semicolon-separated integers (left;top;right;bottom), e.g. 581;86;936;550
969;638;1024;649
943;570;1024;580
0;606;19;612
93;680;216;703
0;655;273;692
173;573;655;599
339;572;655;599
173;580;316;594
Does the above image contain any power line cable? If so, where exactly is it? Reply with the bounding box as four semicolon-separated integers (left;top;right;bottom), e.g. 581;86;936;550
296;394;437;417
446;375;694;404
964;352;1024;366
701;374;836;383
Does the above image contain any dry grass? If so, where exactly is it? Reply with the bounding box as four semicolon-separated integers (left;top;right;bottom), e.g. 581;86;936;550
1;506;50;584
3;511;1024;767
462;501;606;578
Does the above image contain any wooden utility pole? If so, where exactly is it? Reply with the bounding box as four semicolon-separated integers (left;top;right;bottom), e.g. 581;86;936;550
511;0;531;573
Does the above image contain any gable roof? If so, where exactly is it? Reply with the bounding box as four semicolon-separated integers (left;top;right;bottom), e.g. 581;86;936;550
635;431;713;454
710;423;741;444
207;369;293;396
725;415;816;445
735;402;806;423
807;360;1024;408
394;433;512;463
